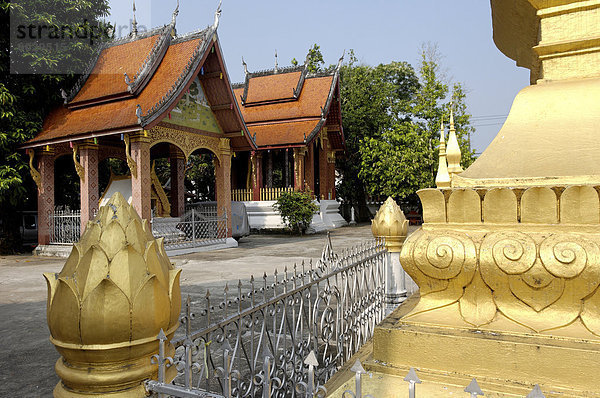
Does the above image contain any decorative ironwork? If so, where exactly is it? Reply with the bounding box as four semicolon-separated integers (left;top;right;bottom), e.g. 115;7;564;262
152;208;227;250
72;144;85;182
49;209;81;244
146;236;385;397
27;150;42;190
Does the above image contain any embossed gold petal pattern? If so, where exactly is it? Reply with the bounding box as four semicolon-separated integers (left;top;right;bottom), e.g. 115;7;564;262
520;260;555;289
131;276;171;340
80;278;131;345
169;269;182;326
48;278;81;344
74;247;109;301
99;220;127;260
125;218;147;254
459;270;496;327
508;274;564;312
109;246;148;300
145;241;169;290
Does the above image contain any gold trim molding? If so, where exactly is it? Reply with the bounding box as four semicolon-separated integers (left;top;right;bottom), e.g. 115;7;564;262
149;125;222;163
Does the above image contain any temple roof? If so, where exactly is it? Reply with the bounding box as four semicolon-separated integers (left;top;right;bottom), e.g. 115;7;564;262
24;5;256;152
232;58;344;150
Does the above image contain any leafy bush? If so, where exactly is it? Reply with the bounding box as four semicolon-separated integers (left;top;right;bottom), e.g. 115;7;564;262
273;190;319;235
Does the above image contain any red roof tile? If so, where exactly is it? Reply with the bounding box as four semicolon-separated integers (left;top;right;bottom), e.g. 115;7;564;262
248;120;320;147
30;37;202;143
234;76;334;124
244;71;301;103
71;35;161;104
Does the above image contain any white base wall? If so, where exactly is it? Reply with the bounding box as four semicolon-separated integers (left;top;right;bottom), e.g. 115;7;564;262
320;200;348;228
244;201;286;230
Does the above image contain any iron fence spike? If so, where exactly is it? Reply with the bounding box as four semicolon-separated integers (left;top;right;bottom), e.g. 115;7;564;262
224;283;229;292
221;338;232;353
238;279;242;288
350;359;366;374
464;378;484;396
304;350;319;367
403;368;421;384
526;384;546;398
158;328;167;341
205;289;210;298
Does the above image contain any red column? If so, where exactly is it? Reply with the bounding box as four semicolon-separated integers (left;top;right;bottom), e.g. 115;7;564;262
319;138;329;200
78;141;99;233
304;145;314;193
328;151;336;200
129;134;152;220
293;148;306;191
252;151;262;201
37;148;55;245
170;149;185;217
216;138;232;237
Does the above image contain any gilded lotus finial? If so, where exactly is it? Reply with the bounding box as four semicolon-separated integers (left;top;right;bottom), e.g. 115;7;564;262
44;191;181;397
371;197;409;252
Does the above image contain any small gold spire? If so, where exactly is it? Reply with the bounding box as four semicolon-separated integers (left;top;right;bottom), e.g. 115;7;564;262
435;118;451;188
446;102;463;176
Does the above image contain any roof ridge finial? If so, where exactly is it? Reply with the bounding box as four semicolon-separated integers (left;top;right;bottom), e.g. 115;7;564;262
449;100;455;128
274;50;278;73
131;0;138;38
435;117;451;189
336;49;345;70
213;0;222;30
171;0;179;27
242;56;248;76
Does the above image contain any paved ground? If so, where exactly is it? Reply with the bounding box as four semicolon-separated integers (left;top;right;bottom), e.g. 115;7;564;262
0;224;377;397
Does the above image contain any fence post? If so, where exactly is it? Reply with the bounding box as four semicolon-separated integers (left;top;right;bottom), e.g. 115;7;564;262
371;197;411;314
404;368;421;398
192;208;196;243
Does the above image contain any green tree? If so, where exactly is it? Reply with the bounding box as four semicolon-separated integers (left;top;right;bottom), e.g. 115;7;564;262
344;46;475;206
337;50;420;206
185;153;215;202
0;0;110;247
291;43;325;73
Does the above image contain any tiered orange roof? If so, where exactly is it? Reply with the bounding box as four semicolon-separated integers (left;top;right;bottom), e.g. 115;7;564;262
24;6;256;152
232;59;344;150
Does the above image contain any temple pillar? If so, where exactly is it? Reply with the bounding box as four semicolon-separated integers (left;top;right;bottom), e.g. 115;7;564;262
327;150;336;200
37;148;54;245
293;148;306;191
169;148;185;217
252;151;262;201
129;133;152;220
216;138;232;237
78;141;99;232
284;149;290;187
304;144;314;193
266;150;273;188
318;134;329;200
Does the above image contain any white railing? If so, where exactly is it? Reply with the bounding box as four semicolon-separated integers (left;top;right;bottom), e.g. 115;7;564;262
152;208;227;250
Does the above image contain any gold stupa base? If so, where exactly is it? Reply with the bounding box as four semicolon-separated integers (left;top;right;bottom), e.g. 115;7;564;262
53;383;148;398
327;296;600;397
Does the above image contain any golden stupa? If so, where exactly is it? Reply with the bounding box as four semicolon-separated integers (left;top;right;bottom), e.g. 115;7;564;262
45;192;181;397
330;1;600;396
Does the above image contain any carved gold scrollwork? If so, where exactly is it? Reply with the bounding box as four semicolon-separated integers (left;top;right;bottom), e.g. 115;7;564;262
148;126;222;163
72;144;85;182
124;134;138;178
28;150;42;190
401;229;477;318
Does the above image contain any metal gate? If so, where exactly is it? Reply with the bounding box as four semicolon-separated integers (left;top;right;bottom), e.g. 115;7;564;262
146;235;386;397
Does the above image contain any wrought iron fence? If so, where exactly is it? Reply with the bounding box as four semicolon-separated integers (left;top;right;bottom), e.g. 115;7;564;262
146;236;386;397
152;208;227;250
49;209;81;244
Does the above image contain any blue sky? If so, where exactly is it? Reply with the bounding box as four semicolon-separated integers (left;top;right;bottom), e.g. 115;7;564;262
108;0;530;154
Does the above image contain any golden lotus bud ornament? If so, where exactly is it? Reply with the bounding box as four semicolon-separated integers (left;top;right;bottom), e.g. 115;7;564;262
44;192;181;397
371;197;409;253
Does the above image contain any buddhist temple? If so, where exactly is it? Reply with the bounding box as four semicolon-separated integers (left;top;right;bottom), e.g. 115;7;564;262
21;3;257;251
229;54;347;230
